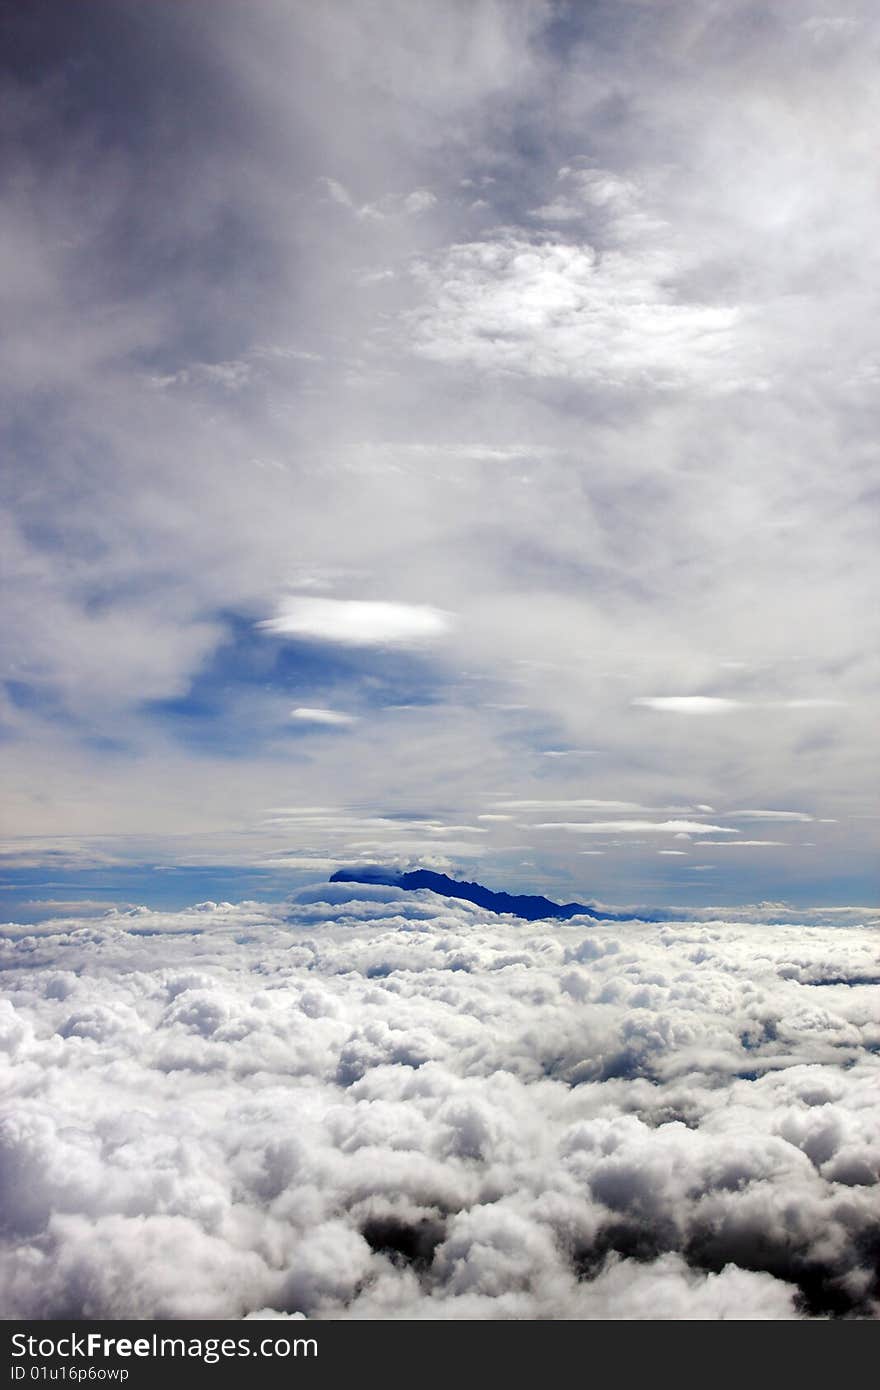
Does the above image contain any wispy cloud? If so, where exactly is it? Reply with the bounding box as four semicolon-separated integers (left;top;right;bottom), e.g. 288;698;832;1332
320;175;438;221
493;800;696;813
541;748;600;758
633;697;847;714
534;821;739;835
693;840;785;848
632;697;742;714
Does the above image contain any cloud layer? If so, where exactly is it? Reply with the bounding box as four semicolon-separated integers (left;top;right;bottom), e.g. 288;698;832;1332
2;889;878;1320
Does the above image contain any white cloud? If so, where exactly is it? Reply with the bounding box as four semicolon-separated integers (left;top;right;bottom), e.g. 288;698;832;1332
495;800;673;812
290;708;358;726
727;811;814;823
409;236;744;390
534;821;739;835
530;167;643;224
633;698;847;716
259;598;453;648
632;697;742;714
693;841;785;848
402;190;437;215
319;177;355;209
1;891;878;1320
542;749;600;758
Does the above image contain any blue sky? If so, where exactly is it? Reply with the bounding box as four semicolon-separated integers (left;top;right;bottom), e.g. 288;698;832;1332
2;0;878;917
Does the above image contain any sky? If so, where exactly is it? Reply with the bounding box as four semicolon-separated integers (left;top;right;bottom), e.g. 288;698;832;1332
2;0;879;915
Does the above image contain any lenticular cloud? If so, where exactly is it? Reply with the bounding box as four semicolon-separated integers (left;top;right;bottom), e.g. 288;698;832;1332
1;888;878;1320
259;598;452;648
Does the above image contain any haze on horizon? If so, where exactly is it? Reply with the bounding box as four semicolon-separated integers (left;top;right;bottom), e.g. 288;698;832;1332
2;1;878;915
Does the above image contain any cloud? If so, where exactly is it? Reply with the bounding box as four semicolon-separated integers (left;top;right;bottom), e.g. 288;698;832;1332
632;698;742;714
259;599;453;648
321;176;438;221
633;698;847;715
494;801;683;813
802;17;861;41
727;811;814;823
409;236;744;390
402;190;437;215
779;700;847;710
529;167;643;224
534;821;739;835
0;890;878;1320
542;749;600;758
693;841;785;848
320;177;356;209
290;708;358;726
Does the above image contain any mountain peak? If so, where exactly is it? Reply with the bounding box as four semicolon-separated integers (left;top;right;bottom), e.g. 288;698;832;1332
327;866;635;922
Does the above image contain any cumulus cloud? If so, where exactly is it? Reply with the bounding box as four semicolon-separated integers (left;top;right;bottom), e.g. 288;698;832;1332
2;888;877;1321
402;190;437;215
409;236;744;390
259;599;453;648
529;166;643;225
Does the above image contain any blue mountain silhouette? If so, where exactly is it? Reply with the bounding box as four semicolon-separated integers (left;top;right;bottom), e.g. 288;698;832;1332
328;866;644;922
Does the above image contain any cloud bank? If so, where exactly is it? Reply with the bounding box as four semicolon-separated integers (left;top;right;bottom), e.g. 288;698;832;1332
1;889;878;1320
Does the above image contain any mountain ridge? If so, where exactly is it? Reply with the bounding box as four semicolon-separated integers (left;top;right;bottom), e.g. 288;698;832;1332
327;866;646;922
